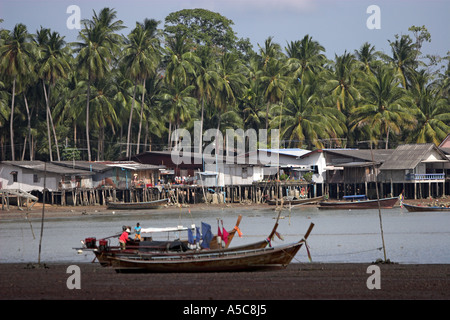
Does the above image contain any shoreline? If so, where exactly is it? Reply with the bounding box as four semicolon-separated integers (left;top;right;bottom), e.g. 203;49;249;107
0;198;444;222
0;262;449;300
0;202;272;222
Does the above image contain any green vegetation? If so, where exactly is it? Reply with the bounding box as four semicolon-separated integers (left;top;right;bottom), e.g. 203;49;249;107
0;9;448;161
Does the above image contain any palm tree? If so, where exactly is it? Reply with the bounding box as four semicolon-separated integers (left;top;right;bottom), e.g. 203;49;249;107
52;71;85;152
35;28;71;161
239;81;265;131
122;22;160;157
136;19;161;154
160;78;197;148
354;42;381;75
88;76;119;160
349;66;414;148
164;33;200;86
193;47;219;153
286;34;326;83
273;79;346;149
214;52;247;131
0;76;10;160
0;23;33;160
386;35;418;90
324;51;361;114
258;36;284;67
407;70;450;144
74;7;124;161
258;38;288;129
142;74;165;152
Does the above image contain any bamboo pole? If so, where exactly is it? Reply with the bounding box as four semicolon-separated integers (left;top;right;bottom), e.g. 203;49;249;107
38;162;46;265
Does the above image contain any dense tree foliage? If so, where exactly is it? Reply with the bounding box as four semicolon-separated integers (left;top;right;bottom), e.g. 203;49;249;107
0;9;449;161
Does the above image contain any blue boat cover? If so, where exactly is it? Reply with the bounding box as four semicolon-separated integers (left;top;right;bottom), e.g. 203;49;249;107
201;222;213;249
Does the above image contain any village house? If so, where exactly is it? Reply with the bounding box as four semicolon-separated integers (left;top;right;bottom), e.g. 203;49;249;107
378;143;449;199
0;161;93;193
130;151;202;183
439;133;450;156
318;148;395;199
0;160;94;208
200;155;264;188
0;160;166;207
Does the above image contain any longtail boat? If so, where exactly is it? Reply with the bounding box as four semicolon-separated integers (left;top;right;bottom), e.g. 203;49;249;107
108;223;314;273
106;198;169;210
402;203;450;212
89;215;280;267
318;196;398;210
267;196;324;206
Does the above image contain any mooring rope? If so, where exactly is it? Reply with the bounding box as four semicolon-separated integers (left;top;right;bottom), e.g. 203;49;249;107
311;247;383;258
283;245;383;264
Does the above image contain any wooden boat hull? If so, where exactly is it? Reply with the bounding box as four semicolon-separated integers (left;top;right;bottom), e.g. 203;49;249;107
105;223;314;273
318;197;398;210
402;203;450;212
106;198;169;210
94;238;275;267
93;216;279;267
267;196;324;206
109;240;306;273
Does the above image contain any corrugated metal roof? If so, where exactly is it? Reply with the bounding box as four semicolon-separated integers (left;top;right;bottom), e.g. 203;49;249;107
53;161;111;173
259;148;311;158
379;143;448;170
99;161;165;170
324;149;394;163
1;161;94;175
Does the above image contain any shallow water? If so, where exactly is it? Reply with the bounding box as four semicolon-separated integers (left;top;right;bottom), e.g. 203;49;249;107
1;205;449;264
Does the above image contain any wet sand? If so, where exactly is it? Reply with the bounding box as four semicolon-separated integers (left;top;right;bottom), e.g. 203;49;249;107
1;262;449;300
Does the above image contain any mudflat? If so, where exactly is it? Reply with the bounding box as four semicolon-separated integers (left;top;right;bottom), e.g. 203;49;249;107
1;262;449;300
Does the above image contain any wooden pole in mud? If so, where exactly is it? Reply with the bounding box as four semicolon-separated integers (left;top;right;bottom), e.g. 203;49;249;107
38;162;46;265
369;143;387;262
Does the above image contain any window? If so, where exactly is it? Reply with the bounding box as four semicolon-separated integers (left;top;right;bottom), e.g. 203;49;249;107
33;174;39;183
11;171;18;182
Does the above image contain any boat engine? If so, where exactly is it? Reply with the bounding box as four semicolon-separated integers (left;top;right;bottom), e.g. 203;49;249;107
85;237;97;249
98;239;109;251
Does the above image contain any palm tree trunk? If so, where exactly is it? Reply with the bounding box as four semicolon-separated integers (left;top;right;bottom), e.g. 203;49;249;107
42;81;53;161
199;98;205;155
126;81;137;158
86;76;92;162
385;126;390;149
23;93;33;160
21;135;27;161
10;77;16;161
45;104;53;162
43;81;61;161
136;78;146;154
73;121;77;148
168;121;172;150
98;120;104;161
48;86;60;161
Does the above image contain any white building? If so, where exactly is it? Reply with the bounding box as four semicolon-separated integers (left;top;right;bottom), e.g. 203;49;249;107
0;161;93;193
